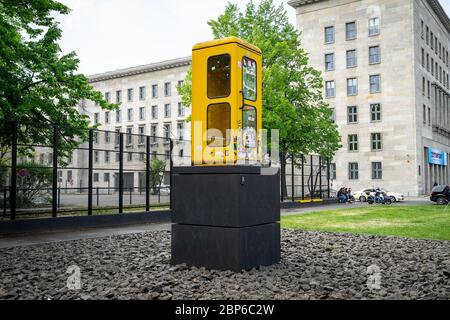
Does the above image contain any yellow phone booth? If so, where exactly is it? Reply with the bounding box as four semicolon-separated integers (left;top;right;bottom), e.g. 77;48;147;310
171;37;280;272
191;37;262;166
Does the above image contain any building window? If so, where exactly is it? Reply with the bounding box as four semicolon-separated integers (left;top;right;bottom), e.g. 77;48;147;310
421;48;425;67
152;105;158;119
422;77;426;96
104;173;110;183
163;124;171;139
426;26;429;45
67;170;73;182
427;80;430;98
324;26;334;44
431;31;434;49
177;122;184;140
115;129;121;146
139;107;145;121
165;150;170;160
138;126;145;144
127;108;133;122
423;104;427;124
115;152;120;162
164;82;171;97
372;162;382;180
116;90;122;103
127;152;133;162
428;107;431;125
346;21;357;40
151;125;157;142
330;163;336;180
371;133;382;151
152;84;158;98
94;151;99;163
348;162;359;180
330;108;336;123
139;86;146;100
348;134;358;152
105;131;110;144
369;46;380;64
94;113;99;124
325;53;334;71
421;20;424;39
177;80;184;88
94;173;99;182
126;127;133;145
178;102;185;117
346;50;357;68
371;104;382;122
164;104;171;118
325;80;335;98
105;111;110;124
93;131;99;144
105;92;110;103
347;78;358;96
347;106;358;123
368;17;380;36
116;110;121;123
370;75;381;93
127;88;133;102
105;151;110;163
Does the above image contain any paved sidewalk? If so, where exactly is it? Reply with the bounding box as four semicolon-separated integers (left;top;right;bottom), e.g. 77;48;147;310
0;223;170;249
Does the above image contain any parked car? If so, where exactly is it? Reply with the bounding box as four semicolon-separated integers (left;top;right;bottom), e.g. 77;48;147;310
353;188;405;203
430;185;450;205
158;184;171;196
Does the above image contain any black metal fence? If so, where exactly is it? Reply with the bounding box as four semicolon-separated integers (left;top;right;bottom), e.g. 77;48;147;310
1;122;191;220
280;153;334;202
1;123;333;221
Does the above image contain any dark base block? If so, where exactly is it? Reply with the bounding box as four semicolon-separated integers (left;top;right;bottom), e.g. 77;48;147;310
171;223;281;272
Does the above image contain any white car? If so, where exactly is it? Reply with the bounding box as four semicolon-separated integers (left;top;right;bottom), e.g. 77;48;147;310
353;188;405;202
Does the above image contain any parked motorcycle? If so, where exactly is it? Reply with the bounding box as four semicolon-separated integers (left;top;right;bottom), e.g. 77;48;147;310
367;190;392;205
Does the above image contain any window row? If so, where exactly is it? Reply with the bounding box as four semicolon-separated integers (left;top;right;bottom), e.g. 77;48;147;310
346;162;383;180
91;149;174;166
325;46;380;71
92;123;186;146
333;104;382;124
346;133;383;152
325;75;381;98
93;103;186;125
421;48;449;89
324;18;380;44
421;20;449;68
102;80;184;104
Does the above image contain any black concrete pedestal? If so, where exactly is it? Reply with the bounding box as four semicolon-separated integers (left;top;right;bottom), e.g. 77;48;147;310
171;166;280;272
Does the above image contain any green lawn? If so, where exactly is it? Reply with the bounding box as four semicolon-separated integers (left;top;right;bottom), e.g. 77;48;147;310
281;205;450;241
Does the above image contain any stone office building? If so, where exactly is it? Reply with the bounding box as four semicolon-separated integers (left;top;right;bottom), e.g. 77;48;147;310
289;0;450;196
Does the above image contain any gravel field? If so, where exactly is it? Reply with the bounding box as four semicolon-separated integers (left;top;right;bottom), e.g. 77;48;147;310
0;229;449;300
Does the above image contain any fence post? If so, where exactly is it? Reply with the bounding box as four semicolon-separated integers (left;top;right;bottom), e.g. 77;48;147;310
3;188;6;217
280;152;285;202
96;187;99;206
10;122;17;220
327;158;331;199
87;129;93;216
52;125;59;218
146;136;150;212
319;156;323;199
311;155;315;199
130;187;132;205
169;139;173;210
291;153;295;202
58;187;61;208
119;133;124;213
301;154;305;200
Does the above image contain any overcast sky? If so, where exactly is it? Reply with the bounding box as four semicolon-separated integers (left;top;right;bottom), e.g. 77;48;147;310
56;0;450;76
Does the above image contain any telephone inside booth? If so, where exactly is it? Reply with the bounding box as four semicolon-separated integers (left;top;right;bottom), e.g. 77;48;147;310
191;37;262;166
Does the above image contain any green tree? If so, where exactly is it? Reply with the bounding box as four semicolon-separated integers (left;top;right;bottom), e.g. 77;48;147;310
150;158;167;195
178;0;341;195
0;0;117;161
16;161;52;207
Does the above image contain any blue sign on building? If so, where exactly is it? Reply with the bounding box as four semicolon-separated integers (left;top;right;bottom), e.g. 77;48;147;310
428;148;448;166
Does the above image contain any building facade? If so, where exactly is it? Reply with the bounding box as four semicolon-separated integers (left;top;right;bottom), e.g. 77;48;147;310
289;0;450;196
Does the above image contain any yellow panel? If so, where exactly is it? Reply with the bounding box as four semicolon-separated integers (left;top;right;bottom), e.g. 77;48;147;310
191;37;262;166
